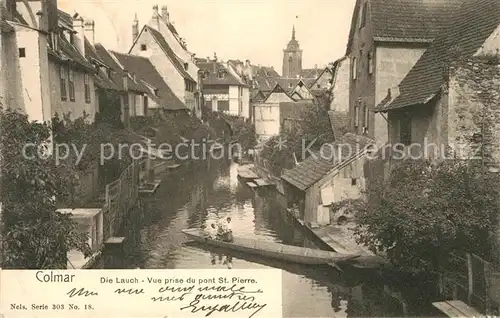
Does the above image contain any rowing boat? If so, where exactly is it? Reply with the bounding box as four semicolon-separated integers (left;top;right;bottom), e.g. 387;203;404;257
181;228;360;265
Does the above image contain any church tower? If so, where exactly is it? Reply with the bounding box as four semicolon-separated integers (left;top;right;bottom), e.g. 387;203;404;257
282;25;302;78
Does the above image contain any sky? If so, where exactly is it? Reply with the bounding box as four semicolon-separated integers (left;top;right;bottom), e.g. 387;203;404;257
58;0;356;72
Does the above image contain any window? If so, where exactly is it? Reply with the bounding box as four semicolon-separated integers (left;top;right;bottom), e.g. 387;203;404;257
59;65;67;101
317;84;321;88
288;56;293;76
399;112;412;146
18;48;26;57
69;33;74;45
363;103;369;128
106;69;112;78
184;63;188;71
351;178;357;186
154;89;159;97
140;44;147;51
288;83;293;88
143;95;148;115
368;51;374;74
354;104;359;127
217;71;226;79
68;69;75;101
84;73;91;103
360;2;367;28
352;57;357;80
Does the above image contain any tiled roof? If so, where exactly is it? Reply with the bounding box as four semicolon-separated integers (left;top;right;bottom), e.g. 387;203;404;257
144;26;195;82
48;33;95;72
84;39;121;91
112;52;186;111
94;43;149;94
263;83;296;102
282;133;374;190
346;0;463;54
57;9;73;28
0;21;14;33
375;0;500;112
250;90;266;101
300;68;322;79
198;61;245;86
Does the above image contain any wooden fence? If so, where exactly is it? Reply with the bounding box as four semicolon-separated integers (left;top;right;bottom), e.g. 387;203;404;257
441;252;499;315
102;159;142;241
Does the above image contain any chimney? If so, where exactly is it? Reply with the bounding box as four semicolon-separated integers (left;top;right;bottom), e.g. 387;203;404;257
152;5;159;29
132;13;139;42
213;52;218;62
84;19;95;45
213;60;217;73
72;16;85;56
315;64;318;69
161;5;169;24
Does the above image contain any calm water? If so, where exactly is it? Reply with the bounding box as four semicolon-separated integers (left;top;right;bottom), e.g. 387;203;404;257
115;158;439;318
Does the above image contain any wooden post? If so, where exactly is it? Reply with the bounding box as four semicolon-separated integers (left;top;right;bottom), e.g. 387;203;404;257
467;252;473;305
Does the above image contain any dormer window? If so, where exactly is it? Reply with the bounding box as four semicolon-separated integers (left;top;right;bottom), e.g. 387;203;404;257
217;70;226;79
107;69;112;78
288;83;293;88
154;89;159;97
140;44;147;51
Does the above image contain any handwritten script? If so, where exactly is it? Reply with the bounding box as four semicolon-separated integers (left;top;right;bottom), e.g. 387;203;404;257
64;282;267;317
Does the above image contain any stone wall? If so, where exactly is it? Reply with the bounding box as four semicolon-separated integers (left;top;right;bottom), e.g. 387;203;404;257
448;58;500;170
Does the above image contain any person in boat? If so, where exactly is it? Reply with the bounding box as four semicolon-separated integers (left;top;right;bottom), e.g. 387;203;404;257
220;217;233;243
204;223;218;239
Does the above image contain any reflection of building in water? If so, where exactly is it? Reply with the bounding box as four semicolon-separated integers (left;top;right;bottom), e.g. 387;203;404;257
228;162;239;191
253;193;265;231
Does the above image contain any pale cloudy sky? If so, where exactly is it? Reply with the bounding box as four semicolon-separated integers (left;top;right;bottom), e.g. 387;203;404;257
59;0;356;71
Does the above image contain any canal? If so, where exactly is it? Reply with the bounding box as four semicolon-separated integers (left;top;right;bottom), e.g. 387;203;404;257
115;158;440;317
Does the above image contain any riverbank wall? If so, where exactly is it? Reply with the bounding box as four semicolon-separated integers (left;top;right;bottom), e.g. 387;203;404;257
66;159;143;269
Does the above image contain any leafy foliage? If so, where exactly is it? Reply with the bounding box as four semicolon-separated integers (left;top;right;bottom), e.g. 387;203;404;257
260;105;336;176
353;159;500;276
1;109;91;268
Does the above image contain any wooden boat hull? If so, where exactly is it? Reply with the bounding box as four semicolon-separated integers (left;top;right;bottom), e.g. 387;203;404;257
181;229;360;265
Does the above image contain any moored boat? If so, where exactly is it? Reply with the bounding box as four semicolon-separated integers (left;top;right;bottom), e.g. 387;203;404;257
181;228;360;265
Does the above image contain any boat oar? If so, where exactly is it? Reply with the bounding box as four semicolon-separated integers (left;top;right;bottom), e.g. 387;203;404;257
327;262;343;272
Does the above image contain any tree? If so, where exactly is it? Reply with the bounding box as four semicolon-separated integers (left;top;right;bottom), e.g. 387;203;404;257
353;159;500;276
260;104;336;176
1;109;90;268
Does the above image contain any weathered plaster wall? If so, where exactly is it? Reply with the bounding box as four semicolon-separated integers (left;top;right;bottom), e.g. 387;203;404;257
331;58;350;113
48;60;96;122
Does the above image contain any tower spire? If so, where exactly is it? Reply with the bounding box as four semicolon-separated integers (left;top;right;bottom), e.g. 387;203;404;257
292;25;295;40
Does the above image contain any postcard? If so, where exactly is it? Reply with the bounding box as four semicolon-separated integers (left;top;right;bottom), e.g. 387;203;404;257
2;0;500;317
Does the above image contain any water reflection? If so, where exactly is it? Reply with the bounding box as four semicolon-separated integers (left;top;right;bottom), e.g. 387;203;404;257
115;158;430;317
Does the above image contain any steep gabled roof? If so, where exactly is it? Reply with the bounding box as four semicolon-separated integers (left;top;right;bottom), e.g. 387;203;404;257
112;52;186;111
346;0;463;55
282;133;374;191
94;43;149;94
198;61;246;86
48;32;95;72
375;0;500;112
130;25;195;82
84;39;122;91
262;83;296;103
308;67;333;89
